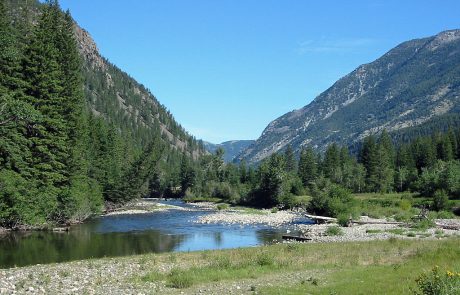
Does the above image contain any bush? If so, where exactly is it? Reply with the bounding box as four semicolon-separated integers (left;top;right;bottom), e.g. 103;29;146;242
308;180;355;218
326;226;343;236
337;214;352;227
217;203;229;211
399;199;412;211
435;210;455;219
432;190;449;212
255;252;275;266
413;219;435;231
270;207;279;213
167;268;194;289
414;266;460;295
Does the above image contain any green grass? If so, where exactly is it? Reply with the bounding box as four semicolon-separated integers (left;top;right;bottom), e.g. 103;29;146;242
216;203;229;210
137;238;460;293
326;225;343;236
353;192;422;220
182;196;222;203
387;228;406;235
231;206;268;215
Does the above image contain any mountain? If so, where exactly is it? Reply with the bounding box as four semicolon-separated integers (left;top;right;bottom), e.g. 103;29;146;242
7;0;205;159
204;140;255;162
238;29;460;163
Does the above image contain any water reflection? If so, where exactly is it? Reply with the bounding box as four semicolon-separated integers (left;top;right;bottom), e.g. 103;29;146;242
0;201;295;268
1;229;185;268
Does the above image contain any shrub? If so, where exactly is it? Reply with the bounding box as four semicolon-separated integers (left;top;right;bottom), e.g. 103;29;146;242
399;199;412;211
337;214;353;227
167;268;194;289
435;210;455;219
308;180;355;218
432;190;449;212
270;207;279;213
255;252;275;266
412;219;435;231
326;226;343;236
217;203;229;211
414;266;460;295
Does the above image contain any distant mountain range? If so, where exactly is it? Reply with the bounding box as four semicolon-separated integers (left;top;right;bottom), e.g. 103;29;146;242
204;140;255;162
238;29;460;163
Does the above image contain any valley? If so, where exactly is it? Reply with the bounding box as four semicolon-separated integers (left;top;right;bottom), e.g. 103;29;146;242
1;1;460;294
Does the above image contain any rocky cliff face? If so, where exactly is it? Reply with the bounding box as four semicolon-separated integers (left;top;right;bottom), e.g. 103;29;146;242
73;21;205;158
238;30;460;163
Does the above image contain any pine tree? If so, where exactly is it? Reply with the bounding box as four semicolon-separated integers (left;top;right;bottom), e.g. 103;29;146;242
22;1;67;190
378;130;395;169
179;154;195;195
284;144;296;173
359;135;379;191
323;143;340;180
298;147;317;187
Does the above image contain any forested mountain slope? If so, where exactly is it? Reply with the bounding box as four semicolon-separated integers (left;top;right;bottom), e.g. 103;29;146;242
238;30;460;163
0;0;205;227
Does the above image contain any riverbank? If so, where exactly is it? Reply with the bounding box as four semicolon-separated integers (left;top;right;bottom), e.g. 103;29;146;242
1;238;458;294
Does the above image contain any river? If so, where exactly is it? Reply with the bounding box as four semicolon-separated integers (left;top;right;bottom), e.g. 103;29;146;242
0;200;308;269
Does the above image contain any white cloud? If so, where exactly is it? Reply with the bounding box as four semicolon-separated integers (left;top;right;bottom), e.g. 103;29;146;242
296;37;377;54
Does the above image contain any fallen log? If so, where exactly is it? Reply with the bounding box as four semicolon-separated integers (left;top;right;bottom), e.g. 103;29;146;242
282;235;312;241
435;223;460;230
351;221;405;225
305;214;336;224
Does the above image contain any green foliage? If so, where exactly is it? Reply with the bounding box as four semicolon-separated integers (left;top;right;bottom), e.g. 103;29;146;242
298;147;317;187
414;266;460;295
326;226;344;236
432;190;450;212
308;179;355;218
217;203;229;210
167;268;194;289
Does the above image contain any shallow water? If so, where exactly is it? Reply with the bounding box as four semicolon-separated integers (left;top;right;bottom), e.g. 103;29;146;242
0;200;309;268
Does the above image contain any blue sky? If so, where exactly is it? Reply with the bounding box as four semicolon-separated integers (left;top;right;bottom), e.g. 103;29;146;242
59;0;460;144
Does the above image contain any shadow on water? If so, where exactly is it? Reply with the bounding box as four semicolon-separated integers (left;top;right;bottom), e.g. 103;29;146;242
0;201;301;268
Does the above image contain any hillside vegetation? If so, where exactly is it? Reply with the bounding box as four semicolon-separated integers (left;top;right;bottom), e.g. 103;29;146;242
238;29;460;164
0;0;204;227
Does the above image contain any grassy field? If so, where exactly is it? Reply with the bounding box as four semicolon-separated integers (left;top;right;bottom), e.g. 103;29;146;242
352;192;459;220
135;238;459;294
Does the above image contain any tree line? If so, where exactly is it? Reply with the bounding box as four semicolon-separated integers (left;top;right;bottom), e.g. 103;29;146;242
169;128;460;216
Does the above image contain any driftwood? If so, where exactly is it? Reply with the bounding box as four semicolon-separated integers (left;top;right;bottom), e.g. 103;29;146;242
282;235;312;241
305;214;336;224
351;220;405;225
435;223;460;230
52;227;69;232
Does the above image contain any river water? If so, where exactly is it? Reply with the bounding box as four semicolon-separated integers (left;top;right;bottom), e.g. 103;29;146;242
0;200;308;268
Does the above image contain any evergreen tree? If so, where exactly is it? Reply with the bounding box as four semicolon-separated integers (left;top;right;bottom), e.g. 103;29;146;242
359;135;379;191
22;0;67;190
179;154;195;195
283;144;296;173
323;143;340;181
297;147;317;187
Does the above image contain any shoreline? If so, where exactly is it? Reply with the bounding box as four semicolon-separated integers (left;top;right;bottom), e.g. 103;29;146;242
2;198;459;243
0;238;458;294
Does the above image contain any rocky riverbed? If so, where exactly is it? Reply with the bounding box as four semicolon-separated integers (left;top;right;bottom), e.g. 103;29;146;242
195;209;306;227
294;220;460;243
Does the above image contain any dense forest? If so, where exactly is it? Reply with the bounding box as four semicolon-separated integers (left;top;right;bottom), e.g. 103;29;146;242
0;0;203;228
1;0;459;229
178;128;460;220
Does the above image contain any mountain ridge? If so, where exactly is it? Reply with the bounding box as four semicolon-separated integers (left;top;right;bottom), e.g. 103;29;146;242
238;29;460;163
204;140;254;162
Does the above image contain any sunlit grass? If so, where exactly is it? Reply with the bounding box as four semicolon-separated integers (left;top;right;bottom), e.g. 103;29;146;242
136;238;460;292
